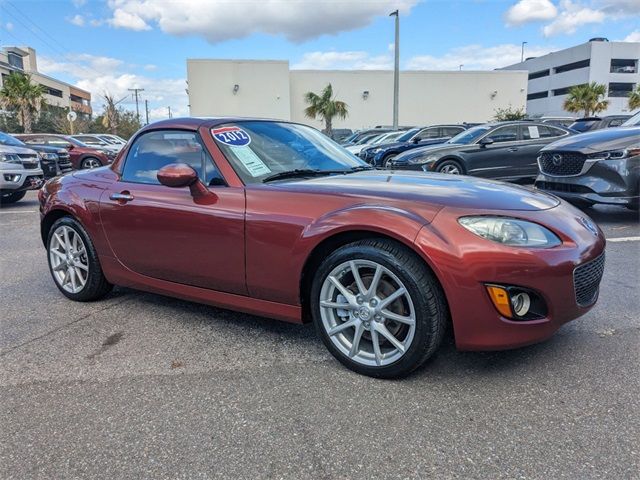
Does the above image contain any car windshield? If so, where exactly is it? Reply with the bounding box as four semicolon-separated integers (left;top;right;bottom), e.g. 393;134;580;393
373;131;402;145
213;121;370;184
621;112;640;127
0;132;26;147
569;120;596;132
447;125;492;144
396;128;419;143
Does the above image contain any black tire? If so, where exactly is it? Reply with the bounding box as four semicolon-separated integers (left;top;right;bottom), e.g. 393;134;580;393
435;159;464;175
81;157;102;169
310;238;448;378
382;154;396;169
0;190;27;204
47;216;113;301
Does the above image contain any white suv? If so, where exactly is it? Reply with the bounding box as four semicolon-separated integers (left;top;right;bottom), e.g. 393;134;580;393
0;144;44;204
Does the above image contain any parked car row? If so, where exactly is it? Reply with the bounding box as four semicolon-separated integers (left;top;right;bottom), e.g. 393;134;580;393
0;131;128;204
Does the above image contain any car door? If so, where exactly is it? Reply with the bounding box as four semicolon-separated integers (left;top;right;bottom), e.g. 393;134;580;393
518;124;569;178
98;129;247;295
465;125;521;179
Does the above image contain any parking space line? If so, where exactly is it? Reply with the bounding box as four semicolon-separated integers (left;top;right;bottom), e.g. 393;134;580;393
0;210;38;214
607;236;640;243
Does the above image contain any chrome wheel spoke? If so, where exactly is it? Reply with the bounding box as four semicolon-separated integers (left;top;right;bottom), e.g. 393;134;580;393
320;300;351;310
381;309;415;325
374;323;406;353
69;268;78;292
379;287;406;309
51;249;66;260
328;318;358;337
328;275;355;302
368;265;383;297
370;329;383;366
349;323;365;358
52;262;66;272
349;261;367;296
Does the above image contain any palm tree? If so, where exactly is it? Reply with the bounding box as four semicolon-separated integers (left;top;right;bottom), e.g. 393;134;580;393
563;82;609;118
629;84;640;111
101;94;120;134
304;83;348;137
0;72;45;133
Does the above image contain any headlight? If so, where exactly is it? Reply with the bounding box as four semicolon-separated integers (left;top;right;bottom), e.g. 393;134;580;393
408;154;438;165
458;216;561;247
586;146;640;160
371;148;383;154
38;152;58;160
0;153;22;164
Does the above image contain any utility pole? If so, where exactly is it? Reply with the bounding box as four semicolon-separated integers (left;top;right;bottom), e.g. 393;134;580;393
521;41;527;63
128;87;144;123
167;106;172;118
390;10;399;129
145;99;149;124
459;64;463;71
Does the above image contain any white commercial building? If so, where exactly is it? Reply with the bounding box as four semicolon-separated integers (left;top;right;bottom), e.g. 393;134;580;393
502;39;640;117
187;59;528;130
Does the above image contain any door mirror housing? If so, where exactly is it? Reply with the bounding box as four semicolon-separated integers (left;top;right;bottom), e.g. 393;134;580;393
157;163;198;188
412;136;421;143
479;137;494;147
66;143;75;150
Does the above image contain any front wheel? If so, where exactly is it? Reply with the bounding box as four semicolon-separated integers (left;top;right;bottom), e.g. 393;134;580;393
47;217;113;301
382;154;396;169
0;190;26;204
311;239;448;378
436;160;464;175
81;157;102;169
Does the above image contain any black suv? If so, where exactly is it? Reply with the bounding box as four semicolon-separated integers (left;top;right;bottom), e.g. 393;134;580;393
535;126;640;210
0;131;72;178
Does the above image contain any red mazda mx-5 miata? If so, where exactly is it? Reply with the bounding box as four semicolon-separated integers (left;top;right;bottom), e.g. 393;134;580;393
39;118;606;377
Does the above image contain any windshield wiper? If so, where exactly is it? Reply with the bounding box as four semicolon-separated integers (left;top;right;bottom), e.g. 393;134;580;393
262;166;373;183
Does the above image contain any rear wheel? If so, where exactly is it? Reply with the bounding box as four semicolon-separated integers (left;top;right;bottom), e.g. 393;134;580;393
436;160;464;175
81;157;102;169
0;190;26;204
383;154;397;168
311;239;447;378
47;217;112;301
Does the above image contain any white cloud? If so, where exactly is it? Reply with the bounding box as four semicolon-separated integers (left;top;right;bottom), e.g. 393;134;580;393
599;0;640;18
624;30;640;42
293;51;392;70
406;43;556;70
69;14;85;27
104;0;417;43
504;0;558;26
38;54;187;122
72;0;86;7
542;1;605;37
5;22;14;31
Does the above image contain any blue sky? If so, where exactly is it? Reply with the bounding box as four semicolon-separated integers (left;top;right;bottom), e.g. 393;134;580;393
1;0;638;119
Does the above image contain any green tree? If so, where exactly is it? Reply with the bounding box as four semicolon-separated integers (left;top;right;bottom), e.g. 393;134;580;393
0;72;45;133
629;84;640;111
493;104;526;121
563;82;609;118
304;83;348;137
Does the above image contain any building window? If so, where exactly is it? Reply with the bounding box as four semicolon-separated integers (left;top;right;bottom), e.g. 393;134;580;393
610;59;637;74
554;59;590;74
7;52;24;70
528;69;550;80
608;82;635;98
527;91;548;100
42;85;63;98
552;84;586;96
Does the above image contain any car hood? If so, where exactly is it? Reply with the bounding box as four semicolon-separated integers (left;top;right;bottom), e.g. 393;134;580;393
273;170;560;211
541;126;640;153
394;143;466;162
0;144;38;155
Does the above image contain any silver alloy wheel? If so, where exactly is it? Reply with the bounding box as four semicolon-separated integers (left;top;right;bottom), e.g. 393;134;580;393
49;225;89;294
439;164;461;174
319;259;416;367
384;155;396;168
82;158;101;169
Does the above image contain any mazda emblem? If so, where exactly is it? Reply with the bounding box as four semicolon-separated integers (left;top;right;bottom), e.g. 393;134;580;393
552;154;562;166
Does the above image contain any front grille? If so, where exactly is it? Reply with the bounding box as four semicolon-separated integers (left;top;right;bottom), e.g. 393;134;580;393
17;153;38;162
573;253;605;307
539;151;586;176
536;181;593;194
22;162;40;170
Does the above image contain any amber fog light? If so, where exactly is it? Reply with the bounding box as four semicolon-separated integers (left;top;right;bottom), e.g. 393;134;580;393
486;285;547;321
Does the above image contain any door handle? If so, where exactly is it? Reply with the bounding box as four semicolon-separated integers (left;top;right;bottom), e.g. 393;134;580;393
110;192;134;203
508;147;519;152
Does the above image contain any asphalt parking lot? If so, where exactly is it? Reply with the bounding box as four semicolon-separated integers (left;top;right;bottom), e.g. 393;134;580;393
1;191;639;479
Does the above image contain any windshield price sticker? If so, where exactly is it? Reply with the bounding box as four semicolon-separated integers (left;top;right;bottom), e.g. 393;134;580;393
527;126;540;139
231;146;271;177
212;126;251;147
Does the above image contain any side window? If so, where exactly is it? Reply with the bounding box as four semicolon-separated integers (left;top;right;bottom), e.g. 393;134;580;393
121;130;224;186
608;118;624;127
23;136;44;144
538;125;566;138
415;128;442;141
486;126;519;143
442;127;464;137
45;136;72;147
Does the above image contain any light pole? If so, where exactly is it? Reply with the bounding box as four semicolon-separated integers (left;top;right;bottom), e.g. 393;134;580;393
521;41;527;63
459;64;463;71
128;87;144;123
390;10;399;129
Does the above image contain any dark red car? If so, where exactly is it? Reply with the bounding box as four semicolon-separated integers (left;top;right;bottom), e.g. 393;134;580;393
16;133;115;170
38;118;606;378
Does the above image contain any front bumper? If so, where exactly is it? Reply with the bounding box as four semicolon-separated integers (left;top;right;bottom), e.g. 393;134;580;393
414;202;606;350
0;170;44;193
535;155;639;207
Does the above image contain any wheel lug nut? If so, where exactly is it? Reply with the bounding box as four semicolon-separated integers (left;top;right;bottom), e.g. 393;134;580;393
370;299;377;307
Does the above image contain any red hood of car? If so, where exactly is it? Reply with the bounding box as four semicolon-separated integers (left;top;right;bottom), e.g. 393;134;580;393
266;170;560;211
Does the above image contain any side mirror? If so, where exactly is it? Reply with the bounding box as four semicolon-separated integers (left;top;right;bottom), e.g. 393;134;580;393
157;163;216;203
479;137;494;147
412;137;421;143
66;143;75;150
